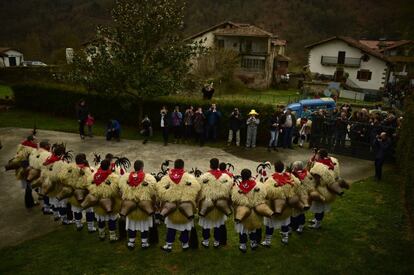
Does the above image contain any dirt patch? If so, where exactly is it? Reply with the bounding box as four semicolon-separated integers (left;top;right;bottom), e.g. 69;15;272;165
0;127;373;248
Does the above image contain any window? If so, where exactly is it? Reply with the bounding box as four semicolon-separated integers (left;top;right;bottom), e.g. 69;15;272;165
217;39;224;49
338;51;346;64
357;70;372;81
246;40;252;52
241;57;265;71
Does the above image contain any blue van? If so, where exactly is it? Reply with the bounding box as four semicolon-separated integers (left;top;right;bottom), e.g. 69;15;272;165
286;97;336;117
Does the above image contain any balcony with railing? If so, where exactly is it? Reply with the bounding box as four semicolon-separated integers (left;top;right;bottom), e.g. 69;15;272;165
321;56;361;67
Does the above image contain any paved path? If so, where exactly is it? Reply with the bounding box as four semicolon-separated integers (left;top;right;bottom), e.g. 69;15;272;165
0;127;373;248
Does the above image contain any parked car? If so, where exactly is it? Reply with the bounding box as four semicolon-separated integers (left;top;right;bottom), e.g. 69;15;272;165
22;61;47;67
286;97;336;117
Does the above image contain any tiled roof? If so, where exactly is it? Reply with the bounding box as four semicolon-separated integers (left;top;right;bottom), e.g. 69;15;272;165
358;40;399;50
214;24;275;38
0;47;11;53
184;21;240;41
305;36;389;62
378;40;413;52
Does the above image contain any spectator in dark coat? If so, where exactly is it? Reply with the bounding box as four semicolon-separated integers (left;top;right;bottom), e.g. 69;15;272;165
183;106;194;142
309;110;325;148
205;103;221;142
193;107;206;146
171;106;183;144
280;108;296;149
140;115;152;144
227;108;243;146
106;119;121;141
373;132;392;181
202;83;215;100
268;110;281;151
160;106;169;146
334;112;348;150
76;99;88;139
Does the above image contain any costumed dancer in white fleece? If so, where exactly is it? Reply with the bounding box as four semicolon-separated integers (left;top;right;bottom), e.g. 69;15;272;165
58;153;96;232
27;140;52;214
119;160;157;249
41;144;72;225
308;148;350;229
156;159;201;252
5;134;38;209
231;169;274;252
261;161;299;245
198;158;232;248
82;159;121;241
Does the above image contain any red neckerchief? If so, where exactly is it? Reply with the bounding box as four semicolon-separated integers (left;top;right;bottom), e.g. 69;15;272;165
128;170;145;187
43;154;61;166
272;172;294;186
238;179;256;194
221;170;234;178
77;163;89;169
222;170;234;178
110;162;125;175
293;169;308;181
209;169;223;180
169;168;185;184
93;168;112;186
316;157;335;170
21;140;38;149
300;118;308;125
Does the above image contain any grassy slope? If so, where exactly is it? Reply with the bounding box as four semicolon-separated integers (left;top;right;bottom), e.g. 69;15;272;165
0;173;412;275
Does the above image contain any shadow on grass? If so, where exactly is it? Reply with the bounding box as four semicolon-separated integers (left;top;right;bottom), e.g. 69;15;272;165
0;172;412;274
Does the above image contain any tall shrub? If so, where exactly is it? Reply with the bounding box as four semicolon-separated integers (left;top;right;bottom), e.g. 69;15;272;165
397;93;414;220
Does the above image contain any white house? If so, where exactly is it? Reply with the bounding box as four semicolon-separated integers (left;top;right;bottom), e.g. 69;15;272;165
0;48;24;67
305;36;390;92
185;21;290;88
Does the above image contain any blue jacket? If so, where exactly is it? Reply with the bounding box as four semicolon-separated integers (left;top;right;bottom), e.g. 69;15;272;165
107;120;121;132
206;110;221;126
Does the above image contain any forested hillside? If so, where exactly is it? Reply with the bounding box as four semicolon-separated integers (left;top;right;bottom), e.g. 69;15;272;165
1;0;413;66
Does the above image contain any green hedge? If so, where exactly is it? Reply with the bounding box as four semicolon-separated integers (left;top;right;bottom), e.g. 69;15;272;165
397;93;414;221
0;66;68;84
12;83;277;144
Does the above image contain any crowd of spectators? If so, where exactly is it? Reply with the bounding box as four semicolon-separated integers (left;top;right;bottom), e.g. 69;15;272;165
308;103;401;158
137;101;400;163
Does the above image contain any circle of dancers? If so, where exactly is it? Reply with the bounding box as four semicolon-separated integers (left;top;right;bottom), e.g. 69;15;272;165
5;133;350;253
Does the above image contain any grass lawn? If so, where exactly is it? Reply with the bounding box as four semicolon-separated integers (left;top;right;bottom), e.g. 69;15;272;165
2;82;380;109
213;88;301;105
0;108;146;141
0;173;412;274
0;84;13;99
